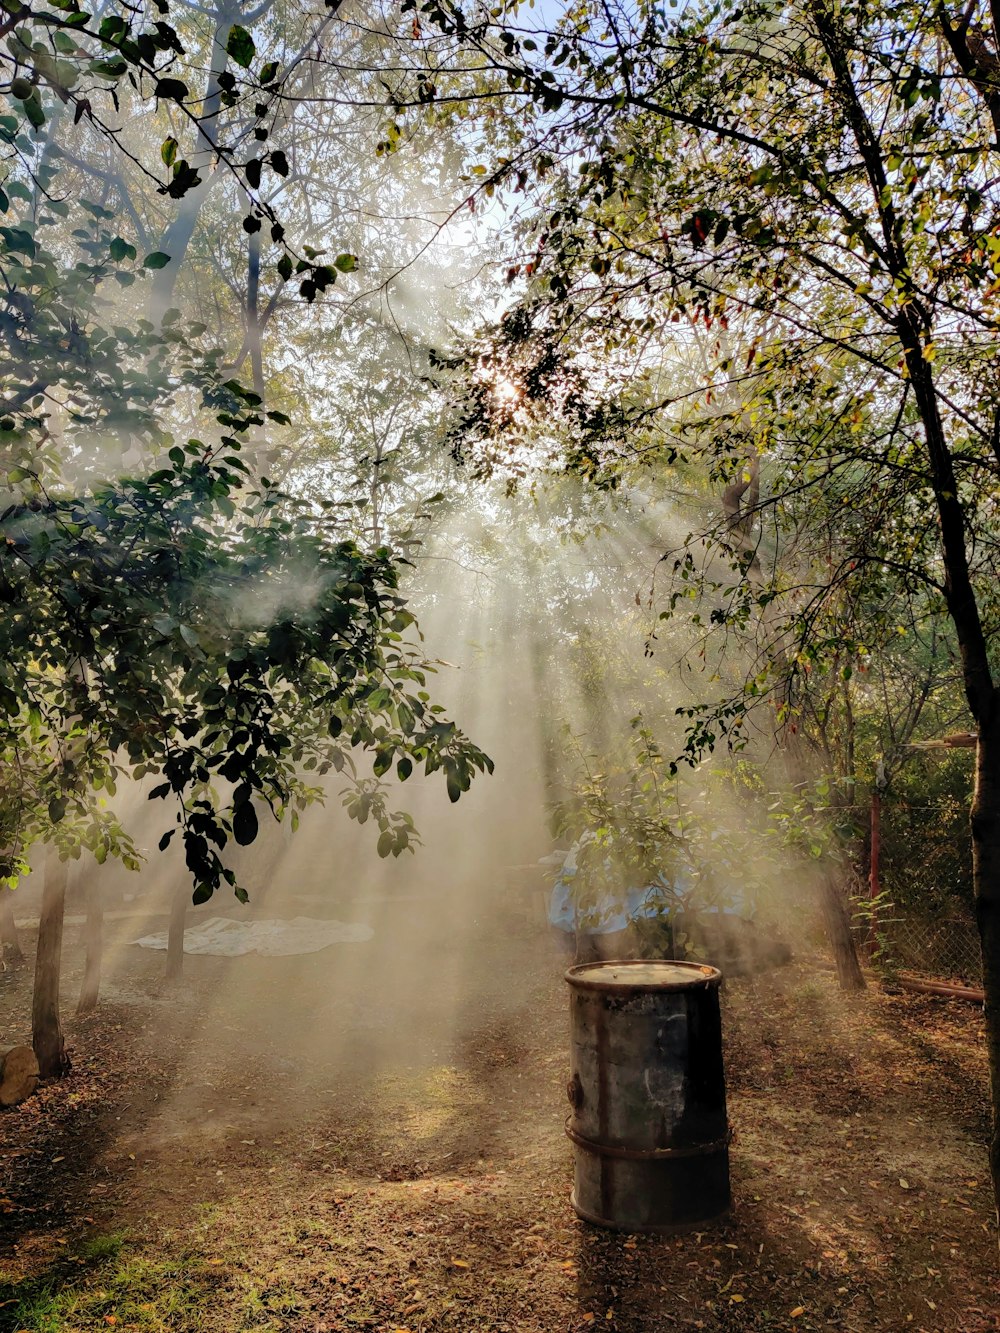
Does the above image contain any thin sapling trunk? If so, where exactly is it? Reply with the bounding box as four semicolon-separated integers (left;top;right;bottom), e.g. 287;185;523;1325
76;871;104;1015
32;845;70;1078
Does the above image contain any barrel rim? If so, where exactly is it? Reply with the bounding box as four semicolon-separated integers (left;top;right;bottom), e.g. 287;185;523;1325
565;958;722;992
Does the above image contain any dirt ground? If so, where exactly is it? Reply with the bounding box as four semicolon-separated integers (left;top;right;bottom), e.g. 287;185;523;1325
1;895;998;1333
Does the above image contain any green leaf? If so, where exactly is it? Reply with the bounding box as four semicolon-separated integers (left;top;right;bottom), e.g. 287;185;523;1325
143;251;171;269
373;748;392;777
109;236;136;263
48;796;67;824
90;58;127;79
226;24;255;69
154;78;189;102
23;95;45;129
232;801;258;846
98;15;127;39
161;135;179;167
260;60;279;84
334;253;358;273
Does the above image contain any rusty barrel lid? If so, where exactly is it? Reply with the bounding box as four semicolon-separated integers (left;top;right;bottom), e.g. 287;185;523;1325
565;959;722;992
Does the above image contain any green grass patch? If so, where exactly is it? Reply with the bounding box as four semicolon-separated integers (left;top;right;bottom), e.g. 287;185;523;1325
0;1238;227;1332
76;1229;128;1263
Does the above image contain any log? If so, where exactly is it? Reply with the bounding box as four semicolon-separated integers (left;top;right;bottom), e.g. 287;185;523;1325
0;1044;40;1107
895;973;985;1004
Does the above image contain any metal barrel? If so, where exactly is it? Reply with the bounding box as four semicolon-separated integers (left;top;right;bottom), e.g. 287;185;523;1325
565;959;730;1233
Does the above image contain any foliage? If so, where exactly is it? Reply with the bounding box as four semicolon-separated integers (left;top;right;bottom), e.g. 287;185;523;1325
404;0;1000;744
880;753;974;916
549;717;757;942
0;109;491;900
3;432;493;899
549;717;689;922
0;0;350;299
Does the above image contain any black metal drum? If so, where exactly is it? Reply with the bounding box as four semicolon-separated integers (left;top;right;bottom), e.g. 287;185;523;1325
565;959;730;1233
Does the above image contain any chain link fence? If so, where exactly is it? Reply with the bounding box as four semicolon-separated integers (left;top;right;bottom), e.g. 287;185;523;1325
869;908;982;986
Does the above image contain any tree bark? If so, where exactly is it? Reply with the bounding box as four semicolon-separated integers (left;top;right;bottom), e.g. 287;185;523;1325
0;891;23;965
166;880;188;980
76;871;104;1015
973;715;1000;1224
32;847;70;1079
817;867;866;991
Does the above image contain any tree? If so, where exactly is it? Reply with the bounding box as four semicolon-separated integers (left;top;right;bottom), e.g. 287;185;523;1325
377;0;1000;1212
0;0;492;1071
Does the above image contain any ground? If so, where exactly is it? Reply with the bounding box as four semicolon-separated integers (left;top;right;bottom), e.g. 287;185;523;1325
1;894;998;1333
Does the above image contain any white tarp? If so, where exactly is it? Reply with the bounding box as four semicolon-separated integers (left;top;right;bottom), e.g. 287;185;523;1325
135;915;373;957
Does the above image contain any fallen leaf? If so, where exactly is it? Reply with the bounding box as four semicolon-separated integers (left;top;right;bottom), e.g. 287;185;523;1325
899;1178;910;1190
450;1259;469;1269
791;1308;805;1318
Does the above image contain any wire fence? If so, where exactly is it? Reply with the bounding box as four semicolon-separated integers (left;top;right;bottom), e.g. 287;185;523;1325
870;908;982;987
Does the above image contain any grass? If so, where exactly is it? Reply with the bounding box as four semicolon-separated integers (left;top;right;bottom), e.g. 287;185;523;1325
0;1237;226;1332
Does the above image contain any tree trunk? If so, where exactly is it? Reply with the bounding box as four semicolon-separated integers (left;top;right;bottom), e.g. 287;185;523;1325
973;716;1000;1226
166;880;188;980
76;872;104;1015
32;847;70;1079
818;868;866;991
0;891;23;965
